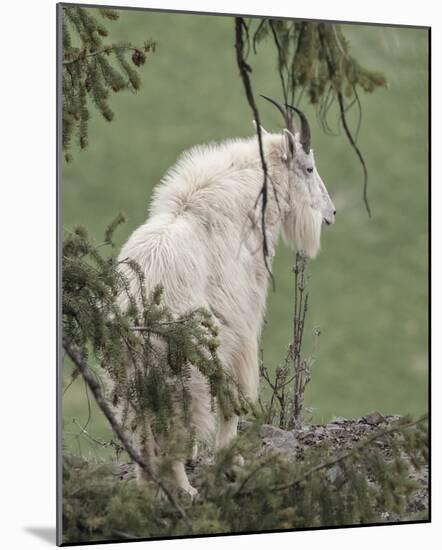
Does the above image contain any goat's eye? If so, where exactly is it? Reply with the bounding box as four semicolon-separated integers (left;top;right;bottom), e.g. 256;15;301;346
306;167;314;173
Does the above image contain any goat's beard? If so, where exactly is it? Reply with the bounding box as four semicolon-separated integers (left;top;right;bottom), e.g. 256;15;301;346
281;202;323;259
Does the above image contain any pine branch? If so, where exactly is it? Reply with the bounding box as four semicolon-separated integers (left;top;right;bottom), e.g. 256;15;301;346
62;6;155;158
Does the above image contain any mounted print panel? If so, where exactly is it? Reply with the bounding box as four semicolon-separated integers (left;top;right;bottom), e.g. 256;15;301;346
57;2;430;545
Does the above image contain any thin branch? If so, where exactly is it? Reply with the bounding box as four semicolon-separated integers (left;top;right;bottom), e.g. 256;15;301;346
130;320;188;330
71;418;124;457
352;84;363;143
62;336;190;526
63;370;79;394
317;23;371;217
235;17;275;289
318;84;337;136
269;20;289;106
337;92;371;217
63;45;142;66
252;19;267;54
332;24;350;62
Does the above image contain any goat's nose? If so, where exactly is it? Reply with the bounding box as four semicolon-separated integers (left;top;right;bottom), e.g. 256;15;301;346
333;209;337;216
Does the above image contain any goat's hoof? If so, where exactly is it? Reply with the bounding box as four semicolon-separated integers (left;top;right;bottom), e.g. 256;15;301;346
178;484;198;502
187;485;198;499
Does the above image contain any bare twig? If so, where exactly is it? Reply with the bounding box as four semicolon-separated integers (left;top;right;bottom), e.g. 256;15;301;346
259;253;313;429
289;253;311;427
70;418;125;458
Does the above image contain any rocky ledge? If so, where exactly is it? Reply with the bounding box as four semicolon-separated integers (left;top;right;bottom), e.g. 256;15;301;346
118;411;428;522
257;412;428;521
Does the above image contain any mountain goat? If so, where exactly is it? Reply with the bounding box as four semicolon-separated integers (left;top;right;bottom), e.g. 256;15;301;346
117;96;336;495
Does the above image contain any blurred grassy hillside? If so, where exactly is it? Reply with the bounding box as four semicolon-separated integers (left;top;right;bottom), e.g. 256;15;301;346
62;9;428;453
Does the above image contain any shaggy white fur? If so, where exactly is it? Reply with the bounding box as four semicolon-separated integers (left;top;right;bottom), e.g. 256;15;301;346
116;131;335;494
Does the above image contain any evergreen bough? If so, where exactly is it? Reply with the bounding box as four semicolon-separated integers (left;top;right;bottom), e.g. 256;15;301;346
62;6;155;160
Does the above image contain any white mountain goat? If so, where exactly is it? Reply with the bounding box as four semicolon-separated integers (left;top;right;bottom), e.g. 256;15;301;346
116;96;336;495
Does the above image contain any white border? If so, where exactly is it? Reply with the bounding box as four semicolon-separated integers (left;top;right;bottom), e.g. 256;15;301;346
1;1;438;548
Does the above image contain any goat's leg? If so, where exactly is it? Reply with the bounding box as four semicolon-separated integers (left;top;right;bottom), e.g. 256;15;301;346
216;412;239;450
135;440;197;497
215;412;245;466
171;460;198;497
191;441;199;462
214;336;258;464
134;431;160;484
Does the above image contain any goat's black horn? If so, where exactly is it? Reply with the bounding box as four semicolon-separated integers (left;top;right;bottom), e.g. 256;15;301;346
285;104;311;154
260;94;294;135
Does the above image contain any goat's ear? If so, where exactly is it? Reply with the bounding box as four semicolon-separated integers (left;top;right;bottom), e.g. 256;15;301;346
252;119;270;135
264;133;290;164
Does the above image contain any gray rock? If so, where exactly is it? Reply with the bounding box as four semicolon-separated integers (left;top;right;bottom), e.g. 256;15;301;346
330;416;349;424
260;424;292;439
260;424;300;453
364;410;386;425
264;437;299;451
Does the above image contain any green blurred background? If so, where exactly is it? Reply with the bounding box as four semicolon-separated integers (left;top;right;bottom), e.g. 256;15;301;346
62;8;428;456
